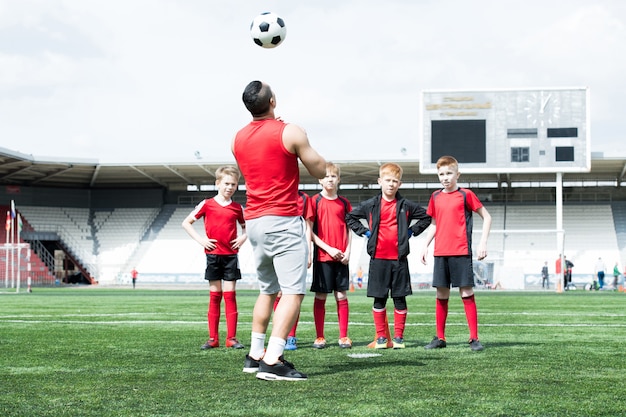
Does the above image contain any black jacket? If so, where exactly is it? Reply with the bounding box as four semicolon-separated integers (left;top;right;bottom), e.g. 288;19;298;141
345;192;431;259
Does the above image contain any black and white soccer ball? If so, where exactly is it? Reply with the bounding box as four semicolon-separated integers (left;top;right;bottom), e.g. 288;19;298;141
250;12;286;49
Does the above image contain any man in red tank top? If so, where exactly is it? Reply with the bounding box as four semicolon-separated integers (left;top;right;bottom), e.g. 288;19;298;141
232;81;326;381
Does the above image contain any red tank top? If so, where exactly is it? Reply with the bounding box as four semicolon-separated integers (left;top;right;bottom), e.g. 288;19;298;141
233;119;300;220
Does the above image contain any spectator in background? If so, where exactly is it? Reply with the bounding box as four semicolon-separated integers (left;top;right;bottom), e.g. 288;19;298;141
613;261;620;290
130;267;138;289
555;255;563;290
594;257;606;290
541;261;549;289
356;266;364;289
564;256;574;290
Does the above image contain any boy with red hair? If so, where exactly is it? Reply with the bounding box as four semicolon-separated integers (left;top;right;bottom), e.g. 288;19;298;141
346;162;431;349
420;155;492;351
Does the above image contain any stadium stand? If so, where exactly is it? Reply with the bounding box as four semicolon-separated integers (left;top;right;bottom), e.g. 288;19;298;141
6;201;623;290
1;150;626;290
15;206;158;284
0;205;55;286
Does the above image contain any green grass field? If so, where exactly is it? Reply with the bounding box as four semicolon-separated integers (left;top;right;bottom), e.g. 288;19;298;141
1;287;625;417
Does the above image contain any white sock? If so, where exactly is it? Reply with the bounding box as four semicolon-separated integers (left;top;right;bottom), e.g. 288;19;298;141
263;336;286;365
249;332;266;360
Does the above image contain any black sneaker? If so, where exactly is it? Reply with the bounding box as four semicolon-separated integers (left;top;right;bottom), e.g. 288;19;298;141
242;355;260;373
424;336;447;349
469;339;484;351
243;354;291;374
256;358;307;381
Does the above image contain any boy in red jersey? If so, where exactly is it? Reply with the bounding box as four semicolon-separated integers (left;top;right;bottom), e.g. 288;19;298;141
420;155;492;351
346;163;431;349
182;166;247;350
310;162;353;349
274;190;314;351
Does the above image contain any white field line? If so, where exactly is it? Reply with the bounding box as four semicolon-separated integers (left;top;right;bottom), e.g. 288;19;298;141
1;319;625;327
1;311;625;319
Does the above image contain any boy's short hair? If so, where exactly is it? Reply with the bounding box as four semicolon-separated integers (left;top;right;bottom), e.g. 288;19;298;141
326;161;340;177
436;155;459;170
379;162;403;179
215;166;240;183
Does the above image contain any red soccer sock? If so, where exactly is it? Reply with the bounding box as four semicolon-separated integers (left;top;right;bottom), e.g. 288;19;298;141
288;312;299;338
336;298;349;339
393;308;407;339
436;298;449;340
223;291;238;340
208;291;222;340
313;297;326;338
273;296;281;312
372;308;388;339
462;294;479;340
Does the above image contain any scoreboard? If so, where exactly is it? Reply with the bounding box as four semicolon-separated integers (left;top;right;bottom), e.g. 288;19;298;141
419;87;590;174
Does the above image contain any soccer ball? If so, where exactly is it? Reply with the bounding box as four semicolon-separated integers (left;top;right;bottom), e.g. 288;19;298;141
250;12;286;48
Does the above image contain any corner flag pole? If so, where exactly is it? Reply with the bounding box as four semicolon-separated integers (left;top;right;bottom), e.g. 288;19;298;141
9;200;16;289
4;211;9;288
556;173;564;293
16;214;22;293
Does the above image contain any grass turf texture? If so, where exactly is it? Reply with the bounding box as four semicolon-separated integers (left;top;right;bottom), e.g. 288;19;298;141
1;288;624;417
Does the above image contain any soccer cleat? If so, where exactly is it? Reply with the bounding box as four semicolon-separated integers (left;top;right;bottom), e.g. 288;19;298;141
200;338;219;350
256;358;307;381
367;338;393;349
374;337;389;349
338;337;352;349
243;354;261;373
424;336;447;350
392;337;405;349
312;337;327;349
225;337;244;349
469;338;484;351
285;336;298;351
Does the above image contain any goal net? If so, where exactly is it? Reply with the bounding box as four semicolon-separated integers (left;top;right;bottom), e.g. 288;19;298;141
1;243;32;292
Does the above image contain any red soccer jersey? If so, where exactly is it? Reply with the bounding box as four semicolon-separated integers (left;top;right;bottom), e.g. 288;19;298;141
191;198;245;255
374;198;398;260
555;258;562;274
233;119;300;220
312;194;352;262
426;188;483;256
298;191;314;221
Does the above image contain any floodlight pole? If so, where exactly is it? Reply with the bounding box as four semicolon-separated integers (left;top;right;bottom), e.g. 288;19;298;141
556;172;564;292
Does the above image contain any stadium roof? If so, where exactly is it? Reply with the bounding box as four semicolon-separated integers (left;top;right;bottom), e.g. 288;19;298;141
1;146;625;190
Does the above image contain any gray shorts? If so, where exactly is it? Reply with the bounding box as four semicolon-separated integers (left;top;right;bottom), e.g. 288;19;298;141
246;215;309;295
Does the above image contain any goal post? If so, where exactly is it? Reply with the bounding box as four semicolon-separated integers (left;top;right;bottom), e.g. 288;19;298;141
1;243;31;292
474;228;564;290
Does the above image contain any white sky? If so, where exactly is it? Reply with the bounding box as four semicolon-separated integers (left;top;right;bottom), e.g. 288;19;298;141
0;0;625;164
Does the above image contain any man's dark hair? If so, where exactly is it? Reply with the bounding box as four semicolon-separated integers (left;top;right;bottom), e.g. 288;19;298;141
242;81;272;117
